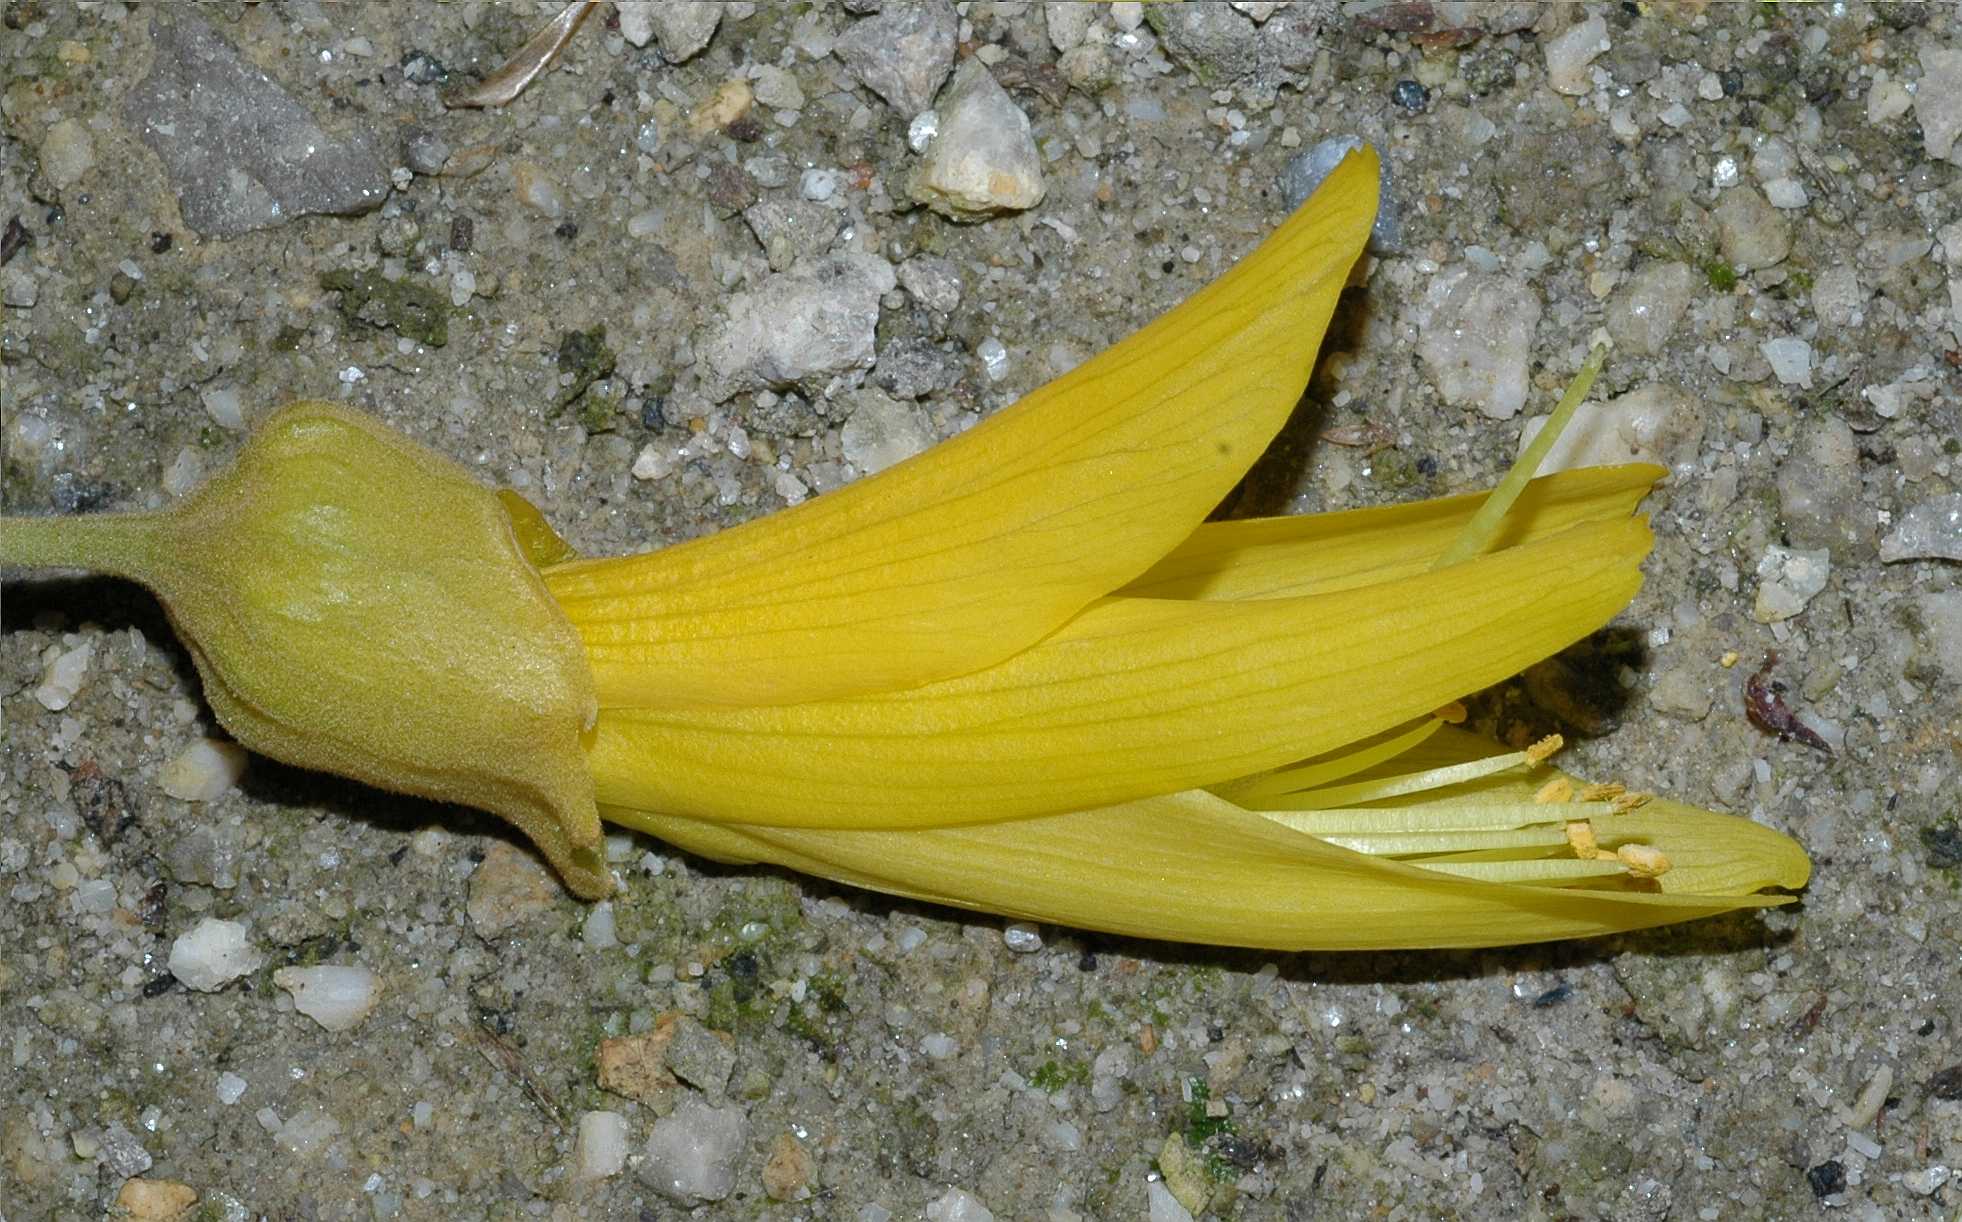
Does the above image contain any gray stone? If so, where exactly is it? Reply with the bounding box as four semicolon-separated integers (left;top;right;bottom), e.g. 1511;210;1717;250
400;125;451;176
99;1124;154;1179
700;253;896;401
662;1015;737;1096
1649;668;1712;721
3;268;37;309
1144;1;1258;85
38;117;95;191
627;1;722;64
1605;260;1696;354
1543;12;1609;95
752;65;805;112
742;198;838;272
1914;43;1962;165
1281;136;1400;252
897;254;962;313
1753;545;1830;623
872;338;963;400
1776;418;1872;557
1881;494;1962;563
640;1098;746;1203
122;11;389;237
841;390;936;474
1416;271;1540;419
908;61;1045;221
1046;3;1096;52
834;0;958;117
1712;187;1791;272
1915;591;1962;684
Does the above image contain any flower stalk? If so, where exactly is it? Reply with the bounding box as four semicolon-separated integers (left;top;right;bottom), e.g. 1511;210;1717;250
0;146;1809;947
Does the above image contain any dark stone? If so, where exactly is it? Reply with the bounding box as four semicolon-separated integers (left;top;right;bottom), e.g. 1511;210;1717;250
122;11;389;237
1391;79;1430;112
1805;1161;1845;1199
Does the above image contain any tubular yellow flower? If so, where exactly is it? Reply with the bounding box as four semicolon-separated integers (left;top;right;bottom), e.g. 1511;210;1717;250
0;146;1809;947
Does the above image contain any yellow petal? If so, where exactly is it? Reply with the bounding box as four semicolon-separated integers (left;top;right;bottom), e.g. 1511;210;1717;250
586;516;1650;828
545;147;1381;710
1123;463;1661;601
601;785;1798;952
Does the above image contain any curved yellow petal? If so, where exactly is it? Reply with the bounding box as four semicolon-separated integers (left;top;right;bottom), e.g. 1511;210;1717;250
546;148;1381;710
1124;464;1662;601
587;517;1651;828
601;786;1799;952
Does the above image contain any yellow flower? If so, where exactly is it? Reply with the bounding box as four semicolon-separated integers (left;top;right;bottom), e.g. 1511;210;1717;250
0;146;1808;948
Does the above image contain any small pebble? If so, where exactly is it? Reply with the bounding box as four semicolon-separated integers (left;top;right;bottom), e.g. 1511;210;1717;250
1416;271;1540;419
1753;546;1831;623
201;385;245;430
271;1107;342;1157
1543;14;1609;96
159;737;248;801
273;965;380;1032
921;1032;958;1059
1916;44;1962;165
1759;336;1813;387
841;390;935;474
1880;495;1962;563
925;1186;995;1222
575;1111;629;1179
39;117;96;190
1390;79;1429;112
33;641;94;710
1713;187;1791;271
976;336;1010;382
582;901;620;950
168;917;263;992
833;0;958;117
216;1072;249;1104
908;61;1045;220
639;1098;746;1203
1605;261;1696;355
115;1178;196;1220
512;162;566;220
1002;922;1042;953
400;125;451;176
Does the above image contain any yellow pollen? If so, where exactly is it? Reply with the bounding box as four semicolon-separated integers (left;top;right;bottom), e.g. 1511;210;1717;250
1431;701;1468;725
1525;734;1565;766
1579;781;1625;802
1565;821;1601;859
1611;791;1653;814
1534;777;1575;805
1720;650;1741;668
1615;843;1671;878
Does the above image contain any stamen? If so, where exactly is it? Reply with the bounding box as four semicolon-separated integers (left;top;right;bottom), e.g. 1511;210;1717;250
1565;821;1601;859
1611;791;1652;814
1260;801;1616;836
1615;843;1671;877
1534;777;1575;805
1241;747;1547;810
1415;859;1631;885
1525;734;1564;766
1579;781;1625;802
1431;701;1467;724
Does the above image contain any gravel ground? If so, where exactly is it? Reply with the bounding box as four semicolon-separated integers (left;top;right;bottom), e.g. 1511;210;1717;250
5;2;1962;1219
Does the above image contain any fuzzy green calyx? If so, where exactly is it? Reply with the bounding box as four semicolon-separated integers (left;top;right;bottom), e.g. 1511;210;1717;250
0;402;610;897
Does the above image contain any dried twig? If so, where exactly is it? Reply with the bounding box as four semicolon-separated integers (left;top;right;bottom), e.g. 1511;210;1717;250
444;1;598;110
